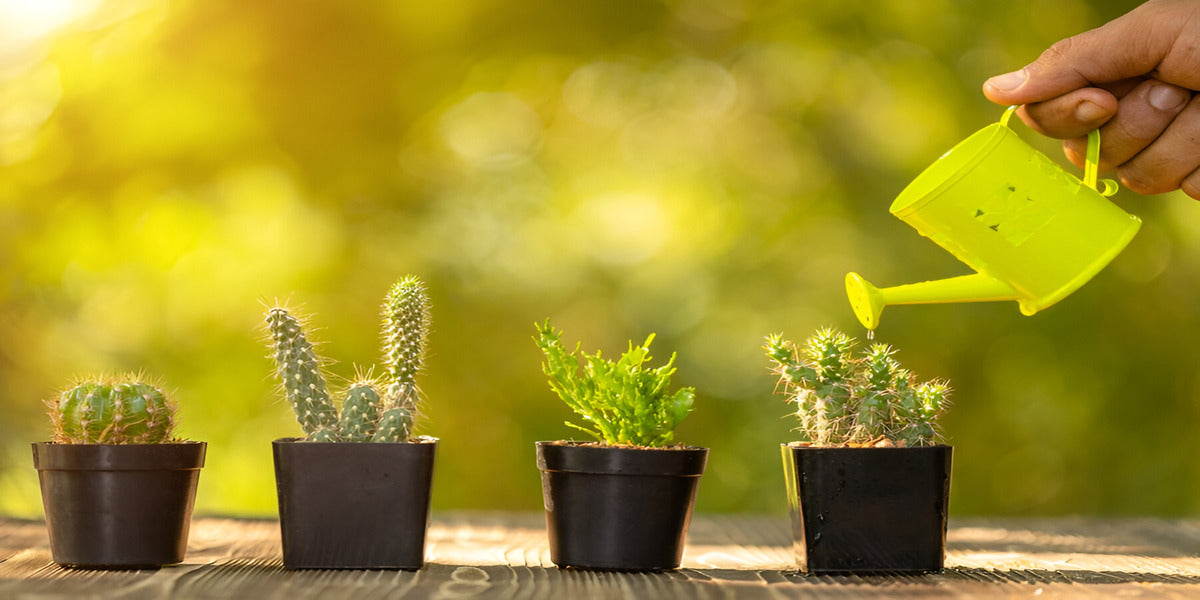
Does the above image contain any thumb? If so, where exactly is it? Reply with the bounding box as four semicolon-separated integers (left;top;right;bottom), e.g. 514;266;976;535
983;3;1173;105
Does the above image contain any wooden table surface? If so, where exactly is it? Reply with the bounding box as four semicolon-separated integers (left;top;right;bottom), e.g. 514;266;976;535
4;513;1200;598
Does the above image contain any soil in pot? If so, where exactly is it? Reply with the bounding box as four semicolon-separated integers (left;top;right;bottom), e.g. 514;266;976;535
273;437;437;570
782;443;952;574
536;441;707;571
32;441;207;569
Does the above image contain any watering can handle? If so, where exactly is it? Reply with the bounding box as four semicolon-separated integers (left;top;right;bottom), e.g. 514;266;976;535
1000;105;1119;197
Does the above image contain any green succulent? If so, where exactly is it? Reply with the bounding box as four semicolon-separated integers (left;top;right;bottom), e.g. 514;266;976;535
535;320;694;448
765;327;949;447
51;375;177;444
265;276;430;442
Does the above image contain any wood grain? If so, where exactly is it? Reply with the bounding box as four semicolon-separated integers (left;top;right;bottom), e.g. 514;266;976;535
3;514;1200;598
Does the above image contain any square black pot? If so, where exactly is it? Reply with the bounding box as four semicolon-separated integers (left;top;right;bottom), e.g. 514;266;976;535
781;444;952;574
536;441;707;571
32;441;206;569
273;437;437;569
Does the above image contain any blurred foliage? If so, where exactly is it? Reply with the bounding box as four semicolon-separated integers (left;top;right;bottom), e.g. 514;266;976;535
3;0;1198;519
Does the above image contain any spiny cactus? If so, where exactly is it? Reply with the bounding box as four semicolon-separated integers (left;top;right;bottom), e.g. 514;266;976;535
375;276;431;442
51;377;176;444
372;406;413;443
266;307;341;441
265;276;431;443
339;380;385;442
535;320;694;448
765;327;949;447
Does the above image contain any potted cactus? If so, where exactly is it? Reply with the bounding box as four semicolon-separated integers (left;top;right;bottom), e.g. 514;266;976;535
266;276;437;570
533;320;706;572
31;376;206;569
765;327;952;574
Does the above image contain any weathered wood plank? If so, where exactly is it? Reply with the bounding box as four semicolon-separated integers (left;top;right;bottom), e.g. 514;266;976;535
2;514;1200;598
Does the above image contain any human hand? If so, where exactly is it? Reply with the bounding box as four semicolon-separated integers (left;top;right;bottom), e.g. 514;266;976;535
982;0;1200;199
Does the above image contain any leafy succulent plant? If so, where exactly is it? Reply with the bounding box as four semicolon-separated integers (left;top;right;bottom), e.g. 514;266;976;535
534;320;694;448
50;375;177;444
765;327;949;447
266;276;431;443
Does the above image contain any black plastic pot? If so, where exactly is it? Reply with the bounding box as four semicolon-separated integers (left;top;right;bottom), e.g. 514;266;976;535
781;443;952;574
272;437;437;570
536;441;707;571
32;441;206;569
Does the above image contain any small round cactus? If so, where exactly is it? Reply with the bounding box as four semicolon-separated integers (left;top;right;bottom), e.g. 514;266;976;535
51;377;176;444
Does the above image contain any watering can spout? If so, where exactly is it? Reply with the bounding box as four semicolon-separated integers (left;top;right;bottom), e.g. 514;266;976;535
846;272;1020;330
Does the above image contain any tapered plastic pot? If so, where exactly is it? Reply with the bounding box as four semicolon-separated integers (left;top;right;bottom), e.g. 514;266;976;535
273;437;437;570
782;443;952;574
536;441;708;571
32;441;206;569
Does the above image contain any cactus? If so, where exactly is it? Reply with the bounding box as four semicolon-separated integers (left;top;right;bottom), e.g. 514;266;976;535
266;307;341;441
765;327;949;447
339;380;385;442
535;320;695;448
372;407;413;443
51;377;176;444
376;276;431;442
264;276;432;443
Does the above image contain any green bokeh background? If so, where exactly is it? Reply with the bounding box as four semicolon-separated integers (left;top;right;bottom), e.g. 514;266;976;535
3;0;1198;518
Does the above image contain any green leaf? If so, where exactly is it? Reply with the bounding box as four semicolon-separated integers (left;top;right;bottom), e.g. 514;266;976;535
534;320;695;447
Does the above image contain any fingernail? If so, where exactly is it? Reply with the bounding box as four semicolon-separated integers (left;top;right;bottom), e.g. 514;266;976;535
986;70;1027;91
1075;100;1108;123
1149;83;1190;111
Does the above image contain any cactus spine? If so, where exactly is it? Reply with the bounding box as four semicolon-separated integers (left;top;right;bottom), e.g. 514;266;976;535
265;275;431;443
765;327;949;447
52;377;176;444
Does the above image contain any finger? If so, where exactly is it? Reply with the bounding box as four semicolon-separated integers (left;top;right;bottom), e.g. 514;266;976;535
983;1;1184;105
1062;79;1193;170
1017;87;1118;139
1115;94;1200;195
1180;166;1200;200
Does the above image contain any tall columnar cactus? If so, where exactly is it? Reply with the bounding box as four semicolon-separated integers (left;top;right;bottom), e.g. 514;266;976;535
52;377;176;444
266;307;341;442
265;276;431;443
765;327;949;447
375;276;431;442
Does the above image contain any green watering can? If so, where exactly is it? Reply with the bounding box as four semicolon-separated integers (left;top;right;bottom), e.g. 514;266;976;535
847;106;1141;330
